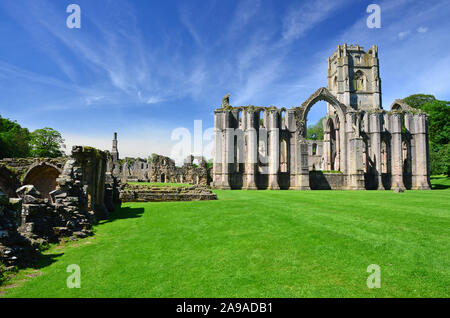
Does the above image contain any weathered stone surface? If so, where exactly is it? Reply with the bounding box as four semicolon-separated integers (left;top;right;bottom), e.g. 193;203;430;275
212;44;431;191
119;184;217;202
1;145;122;278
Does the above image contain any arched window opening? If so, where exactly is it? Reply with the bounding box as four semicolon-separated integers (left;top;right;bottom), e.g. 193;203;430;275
280;139;288;173
280;110;286;129
259;110;265;128
354;70;365;91
234;135;239;173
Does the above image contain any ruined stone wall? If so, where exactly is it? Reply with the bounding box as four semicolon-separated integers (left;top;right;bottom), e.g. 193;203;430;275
120;184;217;202
120;157;150;183
212;44;431;191
213;95;430;191
0;190;38;272
0;146;122;276
0;158;67;198
179;155;209;186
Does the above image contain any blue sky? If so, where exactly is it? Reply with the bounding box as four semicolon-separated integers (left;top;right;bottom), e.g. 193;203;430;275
1;0;449;161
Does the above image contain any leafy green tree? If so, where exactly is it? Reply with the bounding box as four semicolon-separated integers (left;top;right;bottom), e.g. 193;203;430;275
206;158;213;170
306;117;325;140
30;127;66;158
0;115;31;159
403;94;450;176
403;94;436;109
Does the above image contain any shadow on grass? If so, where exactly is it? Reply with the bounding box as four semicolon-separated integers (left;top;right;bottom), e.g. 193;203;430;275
431;183;450;190
430;176;450;190
31;252;64;269
99;206;145;225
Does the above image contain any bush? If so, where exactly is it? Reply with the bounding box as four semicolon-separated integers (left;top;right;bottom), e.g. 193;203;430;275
430;142;450;176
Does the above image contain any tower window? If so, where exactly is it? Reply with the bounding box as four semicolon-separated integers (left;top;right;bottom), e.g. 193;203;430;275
353;70;365;91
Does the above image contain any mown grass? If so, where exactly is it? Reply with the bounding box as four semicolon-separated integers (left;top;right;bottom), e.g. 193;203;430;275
1;177;449;298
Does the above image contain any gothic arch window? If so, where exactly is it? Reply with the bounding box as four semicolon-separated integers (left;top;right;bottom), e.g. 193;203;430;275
280;139;288;172
237;110;242;128
354;70;365;91
333;76;338;90
234;135;239;173
259;110;265;128
280;110;286;129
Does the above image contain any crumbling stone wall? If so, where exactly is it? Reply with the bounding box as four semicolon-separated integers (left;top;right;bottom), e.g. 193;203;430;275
149;154;178;183
213;44;431;191
120;184;217;202
120;157;149;183
0;158;66;198
0;190;38;272
0;146;121;277
180;155;209;185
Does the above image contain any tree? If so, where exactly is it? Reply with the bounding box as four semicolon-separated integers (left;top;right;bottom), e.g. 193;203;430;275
0;115;31;159
306;117;325;140
402;94;450;176
30;127;66;158
206;158;213;170
403;94;436;109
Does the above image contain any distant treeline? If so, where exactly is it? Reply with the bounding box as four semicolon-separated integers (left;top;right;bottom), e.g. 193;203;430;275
0;115;65;159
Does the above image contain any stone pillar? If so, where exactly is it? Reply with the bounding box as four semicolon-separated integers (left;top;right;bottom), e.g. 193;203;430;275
346;112;365;189
323;124;331;170
221;126;232;190
212;111;223;188
412;113;431;189
369;113;384;189
390;113;405;190
294;139;310;190
244;110;258;189
267;109;280;190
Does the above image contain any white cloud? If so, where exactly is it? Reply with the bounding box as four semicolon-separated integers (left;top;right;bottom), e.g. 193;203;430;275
417;26;428;33
398;31;410;39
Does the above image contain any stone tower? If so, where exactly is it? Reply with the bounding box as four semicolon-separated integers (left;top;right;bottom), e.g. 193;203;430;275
327;44;381;111
111;132;119;162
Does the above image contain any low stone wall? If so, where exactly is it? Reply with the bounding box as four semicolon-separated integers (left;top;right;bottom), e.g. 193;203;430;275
309;171;345;190
120;184;217;202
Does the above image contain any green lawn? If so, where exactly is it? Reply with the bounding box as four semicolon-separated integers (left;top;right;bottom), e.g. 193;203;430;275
1;177;449;298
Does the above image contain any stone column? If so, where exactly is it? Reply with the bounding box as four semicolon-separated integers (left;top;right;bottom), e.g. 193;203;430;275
322;125;331;170
245;110;258;189
346;112;365;189
390;113;405;190
293;138;310;190
213;111;223;188
413;113;431;189
267;109;280;189
369;113;384;190
221;127;233;189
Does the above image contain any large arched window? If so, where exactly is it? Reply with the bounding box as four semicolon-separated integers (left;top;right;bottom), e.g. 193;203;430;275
353;70;365;91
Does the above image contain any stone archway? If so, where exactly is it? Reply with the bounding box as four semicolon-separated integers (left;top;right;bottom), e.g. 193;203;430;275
296;87;347;129
389;99;414;112
296;87;348;173
22;163;61;199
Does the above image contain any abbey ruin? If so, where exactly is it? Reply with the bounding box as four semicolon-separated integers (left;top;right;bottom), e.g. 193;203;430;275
212;44;431;191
